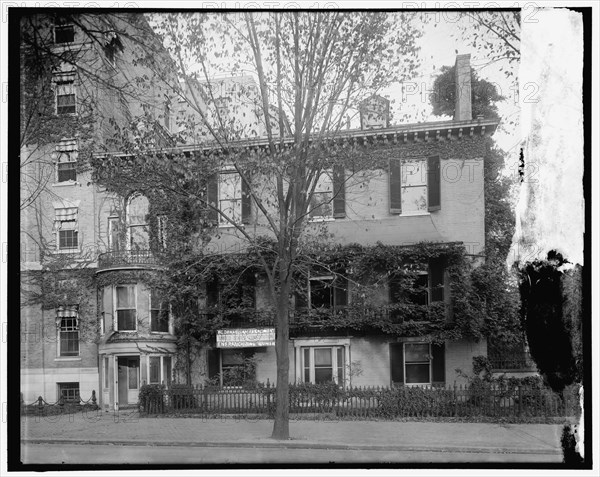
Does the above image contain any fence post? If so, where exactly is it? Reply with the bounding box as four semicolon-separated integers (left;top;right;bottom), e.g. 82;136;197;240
91;390;97;408
453;383;457;417
37;396;44;415
518;385;522;417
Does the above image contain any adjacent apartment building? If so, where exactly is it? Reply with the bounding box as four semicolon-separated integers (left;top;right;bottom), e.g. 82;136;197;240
20;12;509;411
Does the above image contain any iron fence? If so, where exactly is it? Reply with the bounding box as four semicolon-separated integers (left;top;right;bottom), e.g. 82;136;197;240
139;382;578;419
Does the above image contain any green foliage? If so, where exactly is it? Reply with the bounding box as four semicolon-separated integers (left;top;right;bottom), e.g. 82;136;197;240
429;65;505;120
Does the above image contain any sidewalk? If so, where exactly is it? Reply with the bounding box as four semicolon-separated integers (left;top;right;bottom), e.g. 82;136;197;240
20;411;564;456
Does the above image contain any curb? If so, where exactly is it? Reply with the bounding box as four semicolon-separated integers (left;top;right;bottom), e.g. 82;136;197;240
21;438;562;455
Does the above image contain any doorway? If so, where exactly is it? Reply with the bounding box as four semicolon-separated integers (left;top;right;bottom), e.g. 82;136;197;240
117;356;139;406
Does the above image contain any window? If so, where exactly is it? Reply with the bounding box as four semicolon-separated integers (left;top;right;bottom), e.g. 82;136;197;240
404;343;431;384
301;346;345;384
388;259;445;318
218;172;242;225
54;16;75;44
206;273;256;323
148;356;172;385
115;285;136;331
389;156;440;214
389;342;445;386
57;308;79;357
308;274;347;310
150;290;169;333
207;170;251;226
108;216;120;252
54;207;79;251
210;349;255;387
157;215;168;250
57;382;80;403
54;139;78;183
103;357;109;389
56;79;76;115
309;173;333;219
127;194;149;250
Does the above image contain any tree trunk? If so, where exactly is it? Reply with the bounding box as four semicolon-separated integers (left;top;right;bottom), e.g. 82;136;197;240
271;277;290;439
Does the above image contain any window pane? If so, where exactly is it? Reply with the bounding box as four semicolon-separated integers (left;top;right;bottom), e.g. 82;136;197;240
128;195;149;224
309;191;333;217
314;348;332;366
219;198;242;224
310;279;333;308
402;161;427;186
117;309;136;330
303;348;310;382
219;172;241;201
337;347;344;384
130;225;149;249
401;185;427;213
116;286;134;308
128;360;138;389
163;357;172;385
54;25;74;43
315;367;333;384
104;357;109;388
221;349;244;366
58;382;80;402
405;363;430;384
149;357;160;384
59;229;78;249
405;343;430;362
57;162;76;182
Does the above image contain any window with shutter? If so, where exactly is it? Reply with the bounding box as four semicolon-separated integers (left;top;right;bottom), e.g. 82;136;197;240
389;157;442;215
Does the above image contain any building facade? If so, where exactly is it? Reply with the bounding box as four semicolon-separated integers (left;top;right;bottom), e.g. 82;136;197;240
20;15;508;410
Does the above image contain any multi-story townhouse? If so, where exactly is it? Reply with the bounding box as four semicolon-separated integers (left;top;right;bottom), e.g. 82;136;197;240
19;12;188;406
104;54;498;393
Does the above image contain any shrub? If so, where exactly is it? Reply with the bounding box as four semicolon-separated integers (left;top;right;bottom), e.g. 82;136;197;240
138;384;165;413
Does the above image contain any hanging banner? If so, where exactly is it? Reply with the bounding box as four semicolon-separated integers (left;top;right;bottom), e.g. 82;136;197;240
216;328;275;348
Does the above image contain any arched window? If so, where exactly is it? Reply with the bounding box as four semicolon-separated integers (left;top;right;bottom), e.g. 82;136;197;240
127;194;149;251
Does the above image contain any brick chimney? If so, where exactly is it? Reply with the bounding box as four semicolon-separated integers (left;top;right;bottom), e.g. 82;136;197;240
453;54;472;121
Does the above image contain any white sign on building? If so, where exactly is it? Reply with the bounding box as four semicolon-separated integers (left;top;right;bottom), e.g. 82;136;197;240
216;328;276;348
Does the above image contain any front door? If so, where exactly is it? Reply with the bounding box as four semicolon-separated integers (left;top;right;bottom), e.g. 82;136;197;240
117;356;140;405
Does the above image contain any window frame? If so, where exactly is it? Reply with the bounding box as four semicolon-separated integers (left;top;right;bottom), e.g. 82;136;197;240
300;346;345;385
53;17;75;44
147;355;172;385
126;194;150;251
57;382;80;403
149;289;170;333
403;342;432;386
55;78;77;115
218;170;243;226
107;216;120;252
399;159;428;215
57;310;79;357
103;356;110;390
389;157;441;215
114;284;137;332
308;171;335;221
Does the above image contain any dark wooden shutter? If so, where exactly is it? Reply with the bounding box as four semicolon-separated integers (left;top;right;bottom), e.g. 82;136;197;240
427;155;441;211
333;166;346;218
389;343;404;385
429;258;445;302
241;173;251;224
389;159;402;214
334;274;348;308
431;342;445;384
207;174;218;224
206;280;220;308
207;348;220;379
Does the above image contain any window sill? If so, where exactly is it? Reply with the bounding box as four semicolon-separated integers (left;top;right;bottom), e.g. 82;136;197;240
218;223;246;229
55;357;81;362
150;331;172;335
52;248;81;255
52;181;79;187
394;212;431;217
308;216;335;223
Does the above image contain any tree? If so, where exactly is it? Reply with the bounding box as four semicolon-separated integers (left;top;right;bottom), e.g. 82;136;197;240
92;11;422;439
429;65;506;120
454;11;520;78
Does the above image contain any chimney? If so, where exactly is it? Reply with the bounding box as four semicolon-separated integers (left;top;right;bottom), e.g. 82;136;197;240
454;54;472;121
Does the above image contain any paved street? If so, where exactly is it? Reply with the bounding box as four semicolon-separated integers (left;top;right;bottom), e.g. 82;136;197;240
19;411;565;465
